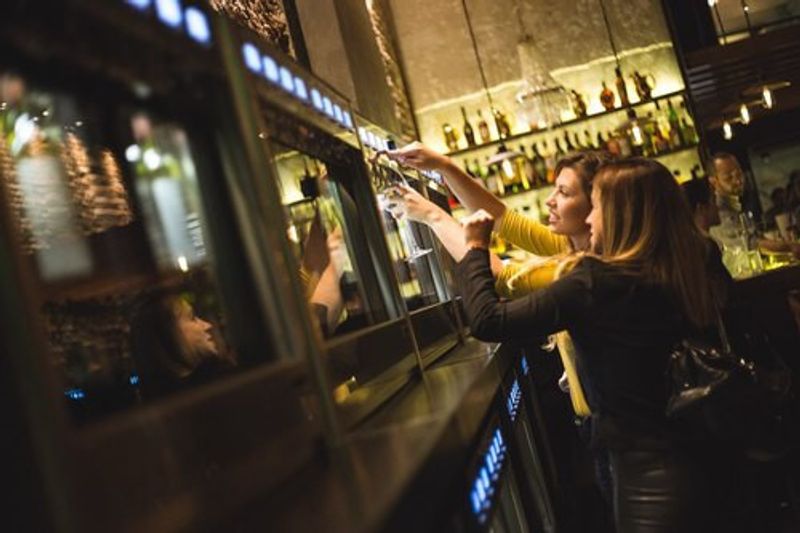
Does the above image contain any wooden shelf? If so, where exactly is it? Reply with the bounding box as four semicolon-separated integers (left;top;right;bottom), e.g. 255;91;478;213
446;90;688;157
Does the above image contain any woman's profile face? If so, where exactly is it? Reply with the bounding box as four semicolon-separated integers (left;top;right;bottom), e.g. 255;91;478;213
544;168;591;239
586;186;603;252
173;299;218;361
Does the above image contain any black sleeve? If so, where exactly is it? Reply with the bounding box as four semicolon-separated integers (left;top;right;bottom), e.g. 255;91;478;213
456;248;592;342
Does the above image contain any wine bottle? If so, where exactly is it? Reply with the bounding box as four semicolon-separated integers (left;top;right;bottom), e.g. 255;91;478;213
615;66;630;107
493;107;512;139
666;100;684;148
531;143;547;187
477;110;491;143
442;123;458;152
542;140;556;183
517;145;532;190
461;106;476;147
563;130;575;153
583;130;596;150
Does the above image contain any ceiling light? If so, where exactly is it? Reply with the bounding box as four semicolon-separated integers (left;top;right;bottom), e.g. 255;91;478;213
723;121;733;140
762;87;774;109
739;103;750;125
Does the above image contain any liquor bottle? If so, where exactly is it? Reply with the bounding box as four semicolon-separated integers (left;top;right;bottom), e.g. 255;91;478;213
461;106;476;147
442;122;458;152
596;131;606;151
571;89;588;118
485;164;504;196
563;130;576;153
542;140;557;183
554;137;567;159
600;82;616;111
666;100;684;149
583;130;596;150
300;156;318;199
477;110;491;143
573;132;584;151
531;143;547;187
517;145;532;190
615;66;630;107
644;112;660;156
493;107;512;139
496;145;518;192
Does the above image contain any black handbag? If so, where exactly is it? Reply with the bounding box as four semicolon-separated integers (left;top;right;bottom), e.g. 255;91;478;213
665;313;793;457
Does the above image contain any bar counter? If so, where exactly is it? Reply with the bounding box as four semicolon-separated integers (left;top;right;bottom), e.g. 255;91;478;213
230;339;514;532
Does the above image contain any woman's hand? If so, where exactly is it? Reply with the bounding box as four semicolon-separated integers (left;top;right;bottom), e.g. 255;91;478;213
386;141;451;172
389;184;442;224
462;209;494;250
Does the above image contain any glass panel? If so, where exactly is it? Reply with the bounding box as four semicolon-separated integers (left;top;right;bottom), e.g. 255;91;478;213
271;143;373;337
0;71;272;423
367;153;442;311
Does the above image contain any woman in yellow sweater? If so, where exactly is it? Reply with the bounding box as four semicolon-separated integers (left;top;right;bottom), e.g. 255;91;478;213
387;144;612;417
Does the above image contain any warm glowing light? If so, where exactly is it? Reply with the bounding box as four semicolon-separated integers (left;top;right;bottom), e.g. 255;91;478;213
501;159;514;179
143;148;161;170
177;255;189;272
125;144;142;162
707;0;717;6
723;121;733;140
739;103;750;125
763;87;774;109
631;124;644;145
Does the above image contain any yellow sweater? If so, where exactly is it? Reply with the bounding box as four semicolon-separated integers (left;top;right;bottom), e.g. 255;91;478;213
493;210;592;417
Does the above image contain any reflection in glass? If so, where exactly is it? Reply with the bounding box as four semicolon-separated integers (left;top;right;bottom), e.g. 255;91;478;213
272;146;372;338
0;71;268;422
364;152;441;311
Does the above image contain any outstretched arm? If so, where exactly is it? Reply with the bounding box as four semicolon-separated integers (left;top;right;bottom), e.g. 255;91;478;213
387;142;507;228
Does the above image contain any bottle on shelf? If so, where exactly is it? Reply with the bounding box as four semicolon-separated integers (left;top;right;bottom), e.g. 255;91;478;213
596;131;606;151
615;66;630;107
542;140;556;183
583;130;596;150
573;132;585;151
517;145;532;190
666;99;684;149
600;81;616;111
477;110;491;143
442;123;458;152
461;106;476;147
617;127;633;157
485;162;505;196
531;143;547;187
644;112;661;156
492;107;512;139
473;158;486;180
554;137;567;159
563;130;576;153
571;89;588;118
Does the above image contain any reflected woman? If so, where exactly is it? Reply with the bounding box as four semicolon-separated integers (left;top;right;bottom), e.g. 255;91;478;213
130;290;236;398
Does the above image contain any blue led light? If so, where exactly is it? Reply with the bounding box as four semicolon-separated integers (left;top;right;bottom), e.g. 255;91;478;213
185;7;211;45
242;43;262;74
311;88;323;111
279;66;294;92
65;388;86;401
262;55;279;83
126;0;151;10
470;490;482;515
129;374;140;386
322;96;334;118
294;77;308;101
521;355;530;375
333;104;344;124
155;0;182;28
343;111;353;129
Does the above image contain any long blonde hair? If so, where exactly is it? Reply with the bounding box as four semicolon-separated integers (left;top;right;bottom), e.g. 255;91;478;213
592;158;715;327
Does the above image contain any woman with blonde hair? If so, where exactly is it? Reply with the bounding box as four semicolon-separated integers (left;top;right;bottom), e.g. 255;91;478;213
456;158;740;532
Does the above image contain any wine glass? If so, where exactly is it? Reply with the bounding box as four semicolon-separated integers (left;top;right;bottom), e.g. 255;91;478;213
371;154;432;262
